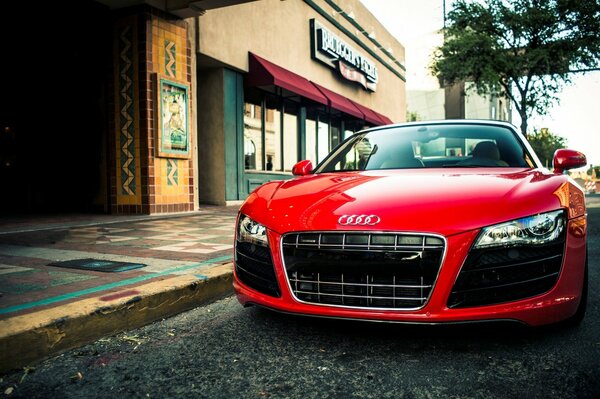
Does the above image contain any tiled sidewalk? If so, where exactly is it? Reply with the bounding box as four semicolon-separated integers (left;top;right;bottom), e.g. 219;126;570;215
0;206;240;372
0;207;238;318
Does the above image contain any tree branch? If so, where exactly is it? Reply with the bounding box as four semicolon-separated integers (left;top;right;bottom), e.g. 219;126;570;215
499;79;520;112
569;68;600;73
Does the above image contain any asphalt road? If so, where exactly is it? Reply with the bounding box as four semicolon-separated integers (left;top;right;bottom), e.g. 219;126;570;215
2;207;599;399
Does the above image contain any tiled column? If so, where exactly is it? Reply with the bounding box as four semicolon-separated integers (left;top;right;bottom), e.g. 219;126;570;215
110;7;194;214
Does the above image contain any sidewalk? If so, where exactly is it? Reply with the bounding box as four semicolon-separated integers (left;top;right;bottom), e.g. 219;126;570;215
0;206;239;373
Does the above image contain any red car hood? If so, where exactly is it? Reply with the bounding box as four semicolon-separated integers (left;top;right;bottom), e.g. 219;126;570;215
242;168;567;237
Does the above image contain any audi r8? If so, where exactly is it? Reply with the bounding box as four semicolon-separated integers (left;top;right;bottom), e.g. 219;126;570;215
233;120;588;326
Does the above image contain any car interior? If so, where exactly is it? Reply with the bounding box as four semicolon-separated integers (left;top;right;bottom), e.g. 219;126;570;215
454;141;510;167
316;124;533;172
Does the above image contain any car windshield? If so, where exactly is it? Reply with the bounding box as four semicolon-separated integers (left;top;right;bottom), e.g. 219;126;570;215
314;123;535;173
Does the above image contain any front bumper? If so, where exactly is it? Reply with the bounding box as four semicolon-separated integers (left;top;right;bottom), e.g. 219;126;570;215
233;219;587;327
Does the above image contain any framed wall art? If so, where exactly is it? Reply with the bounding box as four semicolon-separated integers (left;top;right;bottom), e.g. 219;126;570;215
156;74;191;158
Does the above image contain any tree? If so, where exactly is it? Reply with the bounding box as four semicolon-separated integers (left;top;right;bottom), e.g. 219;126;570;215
527;128;567;167
431;0;600;135
587;165;600;178
406;110;421;122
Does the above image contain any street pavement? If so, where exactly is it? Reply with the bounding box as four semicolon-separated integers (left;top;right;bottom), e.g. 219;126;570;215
0;206;239;373
0;195;599;378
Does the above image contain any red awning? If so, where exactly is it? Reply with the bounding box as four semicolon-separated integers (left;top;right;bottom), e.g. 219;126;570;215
374;110;394;125
246;53;327;105
311;83;364;119
349;99;386;126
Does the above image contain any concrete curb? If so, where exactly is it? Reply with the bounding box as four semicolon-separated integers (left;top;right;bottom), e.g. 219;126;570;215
0;264;234;374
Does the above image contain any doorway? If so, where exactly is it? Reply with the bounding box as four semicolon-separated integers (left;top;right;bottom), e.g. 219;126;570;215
0;1;111;214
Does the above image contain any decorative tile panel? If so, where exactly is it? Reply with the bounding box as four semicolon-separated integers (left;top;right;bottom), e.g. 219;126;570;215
167;159;178;186
113;16;142;208
118;26;136;196
165;40;176;78
150;17;191;210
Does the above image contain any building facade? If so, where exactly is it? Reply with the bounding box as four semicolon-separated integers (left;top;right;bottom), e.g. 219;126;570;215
195;0;406;205
0;0;406;214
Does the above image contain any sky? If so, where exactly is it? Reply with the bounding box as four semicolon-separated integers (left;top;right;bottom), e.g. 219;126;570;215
360;0;600;167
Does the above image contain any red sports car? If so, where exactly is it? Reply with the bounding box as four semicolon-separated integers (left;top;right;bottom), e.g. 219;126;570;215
233;120;588;326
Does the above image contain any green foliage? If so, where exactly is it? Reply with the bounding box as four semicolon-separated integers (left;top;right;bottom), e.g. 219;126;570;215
527;128;567;167
406;111;421;122
587;165;600;177
432;0;600;134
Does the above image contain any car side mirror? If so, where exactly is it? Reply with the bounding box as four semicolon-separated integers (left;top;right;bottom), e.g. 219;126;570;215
292;160;313;176
553;149;587;174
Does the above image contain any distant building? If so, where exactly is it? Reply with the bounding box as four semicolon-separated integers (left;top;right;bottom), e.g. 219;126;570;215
443;82;512;121
379;0;512;123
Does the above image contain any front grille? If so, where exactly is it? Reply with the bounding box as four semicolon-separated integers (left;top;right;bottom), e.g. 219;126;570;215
447;241;565;308
235;240;280;297
281;232;445;309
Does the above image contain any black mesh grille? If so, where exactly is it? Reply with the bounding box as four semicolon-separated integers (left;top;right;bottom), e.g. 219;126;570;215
282;232;445;309
235;241;280;297
447;241;565;308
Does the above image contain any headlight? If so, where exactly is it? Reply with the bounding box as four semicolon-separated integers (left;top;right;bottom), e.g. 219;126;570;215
473;210;566;249
237;215;268;247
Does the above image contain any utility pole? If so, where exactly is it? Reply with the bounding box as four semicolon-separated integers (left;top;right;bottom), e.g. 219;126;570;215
443;0;446;29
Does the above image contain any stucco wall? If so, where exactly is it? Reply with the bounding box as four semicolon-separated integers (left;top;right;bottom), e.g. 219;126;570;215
197;68;227;205
197;0;406;122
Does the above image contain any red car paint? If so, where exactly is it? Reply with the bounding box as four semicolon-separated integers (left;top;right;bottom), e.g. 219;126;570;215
234;121;587;326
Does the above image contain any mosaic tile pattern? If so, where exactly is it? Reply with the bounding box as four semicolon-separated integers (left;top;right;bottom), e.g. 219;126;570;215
0;210;238;314
59;214;236;255
167;159;178;186
165;40;176;78
149;19;191;209
118;25;136;196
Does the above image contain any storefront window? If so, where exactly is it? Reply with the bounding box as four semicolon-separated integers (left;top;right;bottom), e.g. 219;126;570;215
244;93;299;173
308;113;350;165
244;102;263;170
306;117;317;165
244;137;256;170
244;91;375;174
265;107;280;171
330;118;341;150
283;110;298;172
317;119;329;163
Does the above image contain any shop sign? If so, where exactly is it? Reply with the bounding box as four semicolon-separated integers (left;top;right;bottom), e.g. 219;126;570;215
310;19;378;92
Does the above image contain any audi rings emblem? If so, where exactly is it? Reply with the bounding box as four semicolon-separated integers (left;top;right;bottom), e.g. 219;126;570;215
338;214;381;226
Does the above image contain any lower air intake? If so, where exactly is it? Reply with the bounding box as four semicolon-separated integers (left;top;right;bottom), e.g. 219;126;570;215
447;242;565;308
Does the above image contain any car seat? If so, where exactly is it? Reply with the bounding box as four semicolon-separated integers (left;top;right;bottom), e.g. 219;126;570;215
458;141;509;166
379;146;425;169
